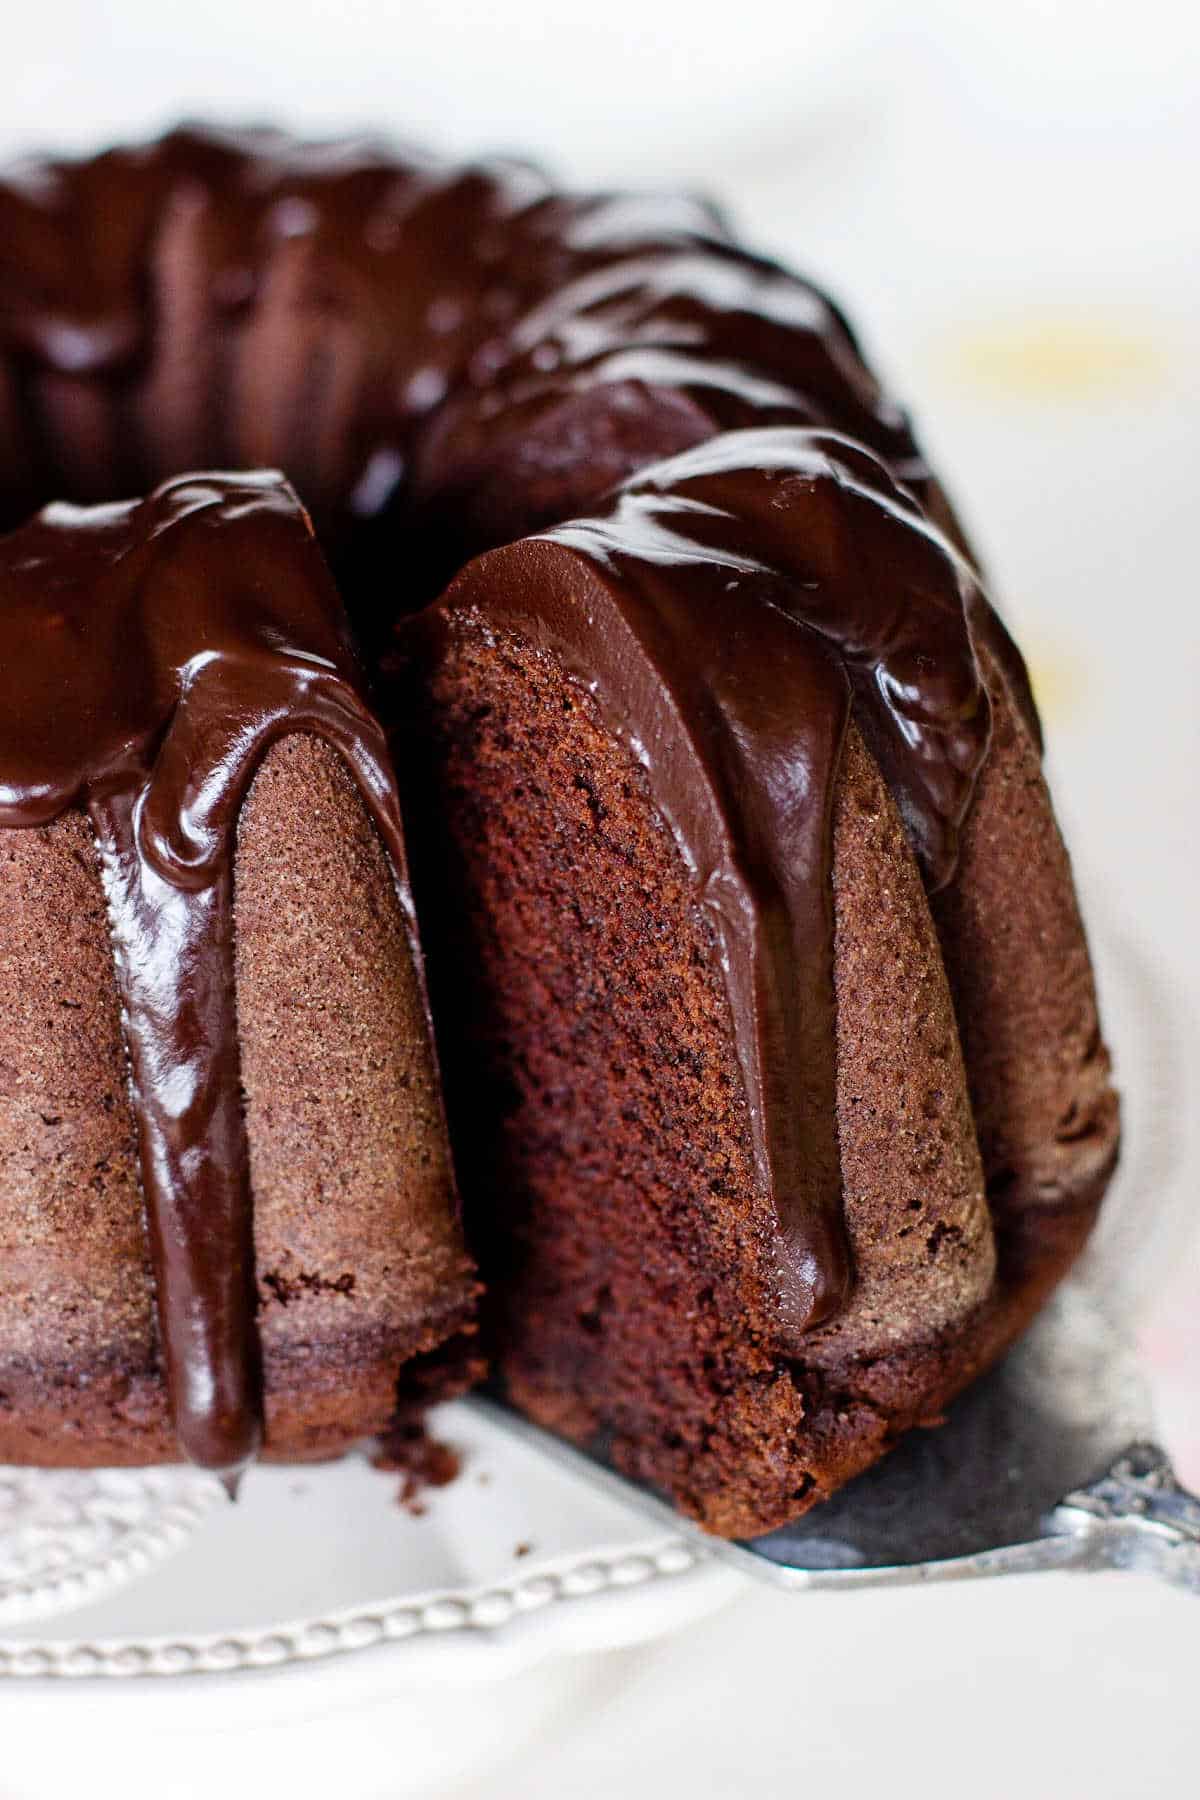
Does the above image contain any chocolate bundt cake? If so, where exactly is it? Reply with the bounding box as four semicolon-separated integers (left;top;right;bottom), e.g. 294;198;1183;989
0;125;1117;1529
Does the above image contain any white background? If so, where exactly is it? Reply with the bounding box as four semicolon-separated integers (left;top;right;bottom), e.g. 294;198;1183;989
3;3;1199;1794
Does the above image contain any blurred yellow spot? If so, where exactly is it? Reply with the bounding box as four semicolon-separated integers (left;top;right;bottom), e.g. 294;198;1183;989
1022;638;1088;723
944;312;1165;400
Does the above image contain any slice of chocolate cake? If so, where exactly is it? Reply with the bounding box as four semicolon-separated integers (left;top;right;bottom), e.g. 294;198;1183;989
393;429;1118;1537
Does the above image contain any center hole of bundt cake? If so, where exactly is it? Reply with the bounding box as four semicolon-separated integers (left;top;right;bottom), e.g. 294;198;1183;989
0;426;454;650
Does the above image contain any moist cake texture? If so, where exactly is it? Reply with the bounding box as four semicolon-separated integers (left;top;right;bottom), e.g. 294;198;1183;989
395;434;1117;1534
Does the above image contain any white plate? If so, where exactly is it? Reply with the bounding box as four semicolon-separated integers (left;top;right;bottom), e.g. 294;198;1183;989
0;1410;744;1799
0;912;1178;1798
0;1410;740;1680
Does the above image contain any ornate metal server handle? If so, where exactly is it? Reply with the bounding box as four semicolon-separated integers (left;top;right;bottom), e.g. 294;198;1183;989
1051;1443;1200;1591
468;1400;1200;1592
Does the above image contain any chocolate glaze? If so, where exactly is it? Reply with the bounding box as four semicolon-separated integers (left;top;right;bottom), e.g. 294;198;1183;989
409;427;1020;1341
0;472;419;1474
0;125;1043;1442
0;124;944;558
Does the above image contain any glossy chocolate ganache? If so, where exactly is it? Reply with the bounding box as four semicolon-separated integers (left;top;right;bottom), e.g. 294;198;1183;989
407;427;1040;1343
0;473;420;1478
0;125;1102;1494
0;122;945;554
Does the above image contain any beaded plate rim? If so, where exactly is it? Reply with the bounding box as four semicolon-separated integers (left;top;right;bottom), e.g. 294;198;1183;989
0;1467;228;1632
0;1531;716;1680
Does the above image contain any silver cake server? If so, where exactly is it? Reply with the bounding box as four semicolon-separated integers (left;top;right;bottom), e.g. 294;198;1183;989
471;919;1200;1592
470;1280;1200;1593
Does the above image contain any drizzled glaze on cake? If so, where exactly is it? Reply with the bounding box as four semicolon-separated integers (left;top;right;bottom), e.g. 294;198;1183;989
408;428;1034;1338
0;472;419;1476
0;123;939;550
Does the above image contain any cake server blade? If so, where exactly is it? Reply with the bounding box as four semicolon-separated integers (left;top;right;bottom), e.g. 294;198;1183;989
469;1281;1200;1592
472;923;1200;1592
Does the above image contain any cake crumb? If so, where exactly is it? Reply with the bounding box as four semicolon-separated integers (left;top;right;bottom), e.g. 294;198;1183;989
372;1421;462;1515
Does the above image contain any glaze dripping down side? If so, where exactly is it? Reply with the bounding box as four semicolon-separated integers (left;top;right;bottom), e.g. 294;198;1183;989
418;428;1008;1343
0;472;419;1475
